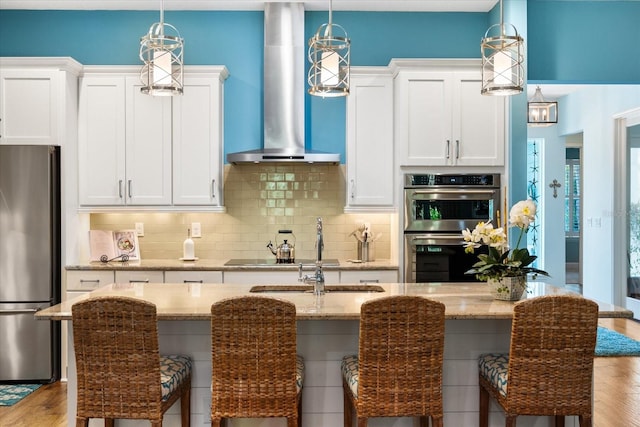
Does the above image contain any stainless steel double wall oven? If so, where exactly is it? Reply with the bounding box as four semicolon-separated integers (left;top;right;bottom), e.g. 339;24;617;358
404;173;501;283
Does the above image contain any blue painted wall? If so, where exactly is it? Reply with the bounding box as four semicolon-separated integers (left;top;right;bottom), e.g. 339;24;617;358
528;1;640;83
0;9;488;164
1;2;638;165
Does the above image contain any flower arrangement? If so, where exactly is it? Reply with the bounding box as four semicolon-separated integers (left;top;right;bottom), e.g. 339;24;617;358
462;199;550;282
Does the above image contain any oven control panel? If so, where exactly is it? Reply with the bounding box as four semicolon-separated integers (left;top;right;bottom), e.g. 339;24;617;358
405;173;500;187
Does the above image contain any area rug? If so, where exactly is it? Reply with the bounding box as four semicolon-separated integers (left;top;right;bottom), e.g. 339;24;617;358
595;326;640;356
0;384;41;406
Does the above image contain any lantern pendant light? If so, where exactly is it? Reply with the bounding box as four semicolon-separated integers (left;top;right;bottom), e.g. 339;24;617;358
140;0;184;96
480;0;524;96
308;0;350;97
528;86;558;126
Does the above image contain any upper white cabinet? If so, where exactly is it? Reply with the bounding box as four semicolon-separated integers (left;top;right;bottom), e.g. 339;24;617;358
345;67;395;212
172;75;225;206
393;59;505;167
0;57;82;145
78;66;228;210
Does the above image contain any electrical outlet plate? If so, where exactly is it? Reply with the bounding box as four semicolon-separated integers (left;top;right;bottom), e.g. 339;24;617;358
135;222;144;237
191;222;202;238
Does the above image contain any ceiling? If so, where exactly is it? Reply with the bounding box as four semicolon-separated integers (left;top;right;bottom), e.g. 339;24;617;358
0;0;499;12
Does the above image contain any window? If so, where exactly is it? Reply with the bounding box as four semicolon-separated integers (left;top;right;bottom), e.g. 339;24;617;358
564;157;581;237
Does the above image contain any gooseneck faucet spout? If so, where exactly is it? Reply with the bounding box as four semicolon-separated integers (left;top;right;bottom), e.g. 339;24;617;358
299;217;325;295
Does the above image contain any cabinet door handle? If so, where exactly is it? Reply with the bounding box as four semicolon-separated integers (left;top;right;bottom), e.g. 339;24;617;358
79;279;100;284
184;280;203;283
129;279;149;283
360;279;379;283
455;140;460;159
118;180;123;198
445;140;451;159
128;180;132;198
350;179;355;200
211;179;216;199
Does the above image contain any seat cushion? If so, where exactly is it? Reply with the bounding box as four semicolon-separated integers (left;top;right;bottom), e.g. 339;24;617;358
341;354;359;397
296;354;305;394
160;355;193;401
478;353;509;397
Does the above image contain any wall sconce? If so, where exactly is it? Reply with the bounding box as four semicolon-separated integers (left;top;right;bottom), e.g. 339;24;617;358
528;86;558;126
139;0;184;96
481;0;524;96
308;0;350;97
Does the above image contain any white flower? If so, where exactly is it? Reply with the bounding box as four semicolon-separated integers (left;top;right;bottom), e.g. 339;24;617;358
462;221;507;254
509;199;537;230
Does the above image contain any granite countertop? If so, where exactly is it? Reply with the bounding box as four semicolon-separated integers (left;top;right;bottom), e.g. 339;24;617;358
36;281;633;321
65;259;399;271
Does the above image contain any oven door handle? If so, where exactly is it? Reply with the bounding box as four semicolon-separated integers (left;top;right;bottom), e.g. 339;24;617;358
410;189;497;195
407;234;464;245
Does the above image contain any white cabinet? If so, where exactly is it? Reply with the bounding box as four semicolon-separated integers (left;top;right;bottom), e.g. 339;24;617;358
164;270;222;283
345;68;395;211
78;66;228;209
340;270;398;283
0;58;81;145
114;270;164;283
78;72;171;206
393;59;505;167
172;75;225;207
63;270;115;380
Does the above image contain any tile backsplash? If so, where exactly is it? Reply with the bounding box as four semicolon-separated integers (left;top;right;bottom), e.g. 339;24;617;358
90;164;395;261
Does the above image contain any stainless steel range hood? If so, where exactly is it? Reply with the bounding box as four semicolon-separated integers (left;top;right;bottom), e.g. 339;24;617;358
226;3;340;164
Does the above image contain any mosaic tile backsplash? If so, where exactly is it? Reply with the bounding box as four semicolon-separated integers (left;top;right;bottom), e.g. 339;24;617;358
90;164;394;261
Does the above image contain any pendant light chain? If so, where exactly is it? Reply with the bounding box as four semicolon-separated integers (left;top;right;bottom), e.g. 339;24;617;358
139;0;184;96
480;0;524;96
308;0;351;97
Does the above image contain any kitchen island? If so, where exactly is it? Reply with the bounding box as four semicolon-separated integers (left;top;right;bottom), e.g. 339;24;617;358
37;282;632;427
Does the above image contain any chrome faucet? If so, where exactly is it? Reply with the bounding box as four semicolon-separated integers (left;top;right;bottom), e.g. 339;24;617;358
299;217;325;295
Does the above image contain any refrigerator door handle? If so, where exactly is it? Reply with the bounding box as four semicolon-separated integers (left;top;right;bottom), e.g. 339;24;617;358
0;308;40;314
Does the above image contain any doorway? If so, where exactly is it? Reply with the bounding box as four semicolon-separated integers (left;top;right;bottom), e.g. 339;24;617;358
614;108;640;319
565;134;583;290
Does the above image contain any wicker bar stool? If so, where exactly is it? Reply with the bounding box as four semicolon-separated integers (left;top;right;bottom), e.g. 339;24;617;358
71;296;192;427
210;296;304;427
341;295;446;427
478;295;599;427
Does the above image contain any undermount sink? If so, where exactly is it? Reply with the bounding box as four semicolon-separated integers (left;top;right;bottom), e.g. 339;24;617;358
225;258;340;267
249;284;385;293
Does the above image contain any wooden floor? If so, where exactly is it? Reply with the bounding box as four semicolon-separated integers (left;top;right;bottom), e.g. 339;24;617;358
1;318;638;427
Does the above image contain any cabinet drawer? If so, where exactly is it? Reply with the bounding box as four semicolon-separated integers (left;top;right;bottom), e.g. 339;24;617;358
223;271;339;285
66;270;115;291
164;271;222;284
340;270;398;283
114;270;164;283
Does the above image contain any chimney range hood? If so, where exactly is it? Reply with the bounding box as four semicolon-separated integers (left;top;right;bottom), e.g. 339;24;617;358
226;3;341;164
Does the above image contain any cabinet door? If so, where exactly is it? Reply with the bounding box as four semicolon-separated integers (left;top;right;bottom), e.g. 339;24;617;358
346;72;394;210
340;270;398;283
0;69;59;145
125;77;172;205
164;270;223;284
78;76;127;205
396;71;453;166
114;270;164;283
452;72;505;166
172;76;223;206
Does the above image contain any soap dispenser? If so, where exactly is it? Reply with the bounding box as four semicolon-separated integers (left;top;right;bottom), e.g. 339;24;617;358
182;228;195;260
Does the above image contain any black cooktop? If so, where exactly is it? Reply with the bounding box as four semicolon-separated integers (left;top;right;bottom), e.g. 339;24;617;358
224;258;340;267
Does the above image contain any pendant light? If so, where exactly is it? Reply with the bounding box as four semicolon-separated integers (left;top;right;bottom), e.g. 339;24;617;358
528;86;558;126
480;0;524;96
139;0;184;96
308;0;350;97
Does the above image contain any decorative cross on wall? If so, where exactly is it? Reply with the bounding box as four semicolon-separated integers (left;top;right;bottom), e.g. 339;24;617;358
549;179;561;198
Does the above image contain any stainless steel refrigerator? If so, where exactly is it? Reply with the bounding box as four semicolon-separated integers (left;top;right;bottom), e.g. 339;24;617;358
0;144;61;383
